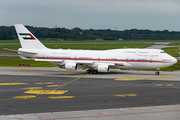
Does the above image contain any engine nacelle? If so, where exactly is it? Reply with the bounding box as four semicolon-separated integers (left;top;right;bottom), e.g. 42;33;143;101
65;63;78;70
97;65;110;72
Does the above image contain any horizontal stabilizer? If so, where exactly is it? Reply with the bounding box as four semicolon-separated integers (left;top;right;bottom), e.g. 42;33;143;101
18;51;37;55
19;55;34;60
3;48;18;52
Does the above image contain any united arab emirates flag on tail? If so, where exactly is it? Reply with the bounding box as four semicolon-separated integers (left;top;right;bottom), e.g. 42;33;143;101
19;33;36;40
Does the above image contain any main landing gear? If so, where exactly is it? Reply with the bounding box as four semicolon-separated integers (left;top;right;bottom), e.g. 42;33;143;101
155;68;160;75
86;69;98;74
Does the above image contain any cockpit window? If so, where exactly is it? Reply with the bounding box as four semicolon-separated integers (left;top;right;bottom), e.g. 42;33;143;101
160;51;166;53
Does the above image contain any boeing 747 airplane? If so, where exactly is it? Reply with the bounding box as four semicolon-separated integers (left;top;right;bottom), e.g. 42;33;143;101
15;24;177;75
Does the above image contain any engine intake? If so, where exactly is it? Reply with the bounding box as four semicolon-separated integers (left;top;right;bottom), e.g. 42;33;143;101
97;65;110;72
65;63;78;70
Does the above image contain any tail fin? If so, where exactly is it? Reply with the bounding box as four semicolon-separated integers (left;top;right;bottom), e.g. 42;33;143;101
14;24;47;49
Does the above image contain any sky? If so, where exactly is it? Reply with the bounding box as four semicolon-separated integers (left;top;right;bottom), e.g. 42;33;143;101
0;0;180;31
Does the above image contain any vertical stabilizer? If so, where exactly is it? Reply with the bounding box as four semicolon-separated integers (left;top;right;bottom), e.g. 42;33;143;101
14;24;47;49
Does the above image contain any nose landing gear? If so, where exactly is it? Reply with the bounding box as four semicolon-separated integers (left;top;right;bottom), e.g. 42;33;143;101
155;68;160;75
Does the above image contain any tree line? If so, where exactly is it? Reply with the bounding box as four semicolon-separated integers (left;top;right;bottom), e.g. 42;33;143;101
0;25;180;40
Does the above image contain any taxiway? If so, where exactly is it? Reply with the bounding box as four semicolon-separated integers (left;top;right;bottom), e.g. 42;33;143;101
0;67;180;120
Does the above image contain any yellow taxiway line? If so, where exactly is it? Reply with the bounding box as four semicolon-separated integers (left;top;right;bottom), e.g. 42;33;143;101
115;78;164;81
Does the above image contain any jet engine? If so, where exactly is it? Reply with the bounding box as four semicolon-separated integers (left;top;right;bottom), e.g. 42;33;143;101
65;63;78;70
97;65;110;72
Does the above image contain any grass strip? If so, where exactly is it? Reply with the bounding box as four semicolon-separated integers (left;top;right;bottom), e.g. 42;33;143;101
162;47;180;57
0;57;54;67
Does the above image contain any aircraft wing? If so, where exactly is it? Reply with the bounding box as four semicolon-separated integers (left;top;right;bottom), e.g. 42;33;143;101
75;61;94;65
114;62;132;67
35;59;63;62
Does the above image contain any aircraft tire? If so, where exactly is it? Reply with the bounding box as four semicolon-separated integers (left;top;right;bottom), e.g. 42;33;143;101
155;71;159;75
94;70;98;74
86;70;90;73
90;70;94;74
86;70;98;74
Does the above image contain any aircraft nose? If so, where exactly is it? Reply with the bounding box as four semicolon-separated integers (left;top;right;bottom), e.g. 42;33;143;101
172;57;177;64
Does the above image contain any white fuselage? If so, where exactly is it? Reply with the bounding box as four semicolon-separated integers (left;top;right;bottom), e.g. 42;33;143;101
19;48;177;70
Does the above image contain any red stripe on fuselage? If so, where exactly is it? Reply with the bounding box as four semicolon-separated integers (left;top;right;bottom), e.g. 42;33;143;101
36;57;170;63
